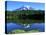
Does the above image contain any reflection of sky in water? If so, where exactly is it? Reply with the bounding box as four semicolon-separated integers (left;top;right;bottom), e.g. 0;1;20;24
30;23;45;32
6;23;45;32
7;23;24;32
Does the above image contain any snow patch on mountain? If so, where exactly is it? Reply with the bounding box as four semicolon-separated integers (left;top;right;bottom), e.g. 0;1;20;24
16;5;33;10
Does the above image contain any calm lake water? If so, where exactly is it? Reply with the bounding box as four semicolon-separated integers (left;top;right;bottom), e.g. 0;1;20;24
6;23;45;33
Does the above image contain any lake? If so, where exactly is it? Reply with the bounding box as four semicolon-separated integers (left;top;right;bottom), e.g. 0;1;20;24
6;23;45;33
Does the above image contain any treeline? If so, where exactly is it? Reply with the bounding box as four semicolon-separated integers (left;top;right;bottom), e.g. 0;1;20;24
5;10;45;23
5;10;44;15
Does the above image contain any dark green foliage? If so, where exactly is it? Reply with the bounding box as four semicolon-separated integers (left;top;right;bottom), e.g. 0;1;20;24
6;10;45;24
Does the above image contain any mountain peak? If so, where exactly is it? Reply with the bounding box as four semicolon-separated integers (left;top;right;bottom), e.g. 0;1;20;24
16;5;33;10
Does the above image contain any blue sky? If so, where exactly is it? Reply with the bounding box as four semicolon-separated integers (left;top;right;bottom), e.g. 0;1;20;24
6;1;45;11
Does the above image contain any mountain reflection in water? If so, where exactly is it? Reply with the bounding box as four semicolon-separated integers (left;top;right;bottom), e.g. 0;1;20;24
6;23;45;33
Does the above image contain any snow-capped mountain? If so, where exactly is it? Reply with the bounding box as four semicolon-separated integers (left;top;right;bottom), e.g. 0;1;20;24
16;5;33;10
